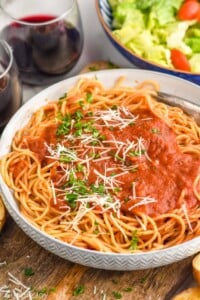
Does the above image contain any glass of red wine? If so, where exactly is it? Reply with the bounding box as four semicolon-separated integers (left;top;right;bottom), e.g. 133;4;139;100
0;39;22;133
0;0;83;85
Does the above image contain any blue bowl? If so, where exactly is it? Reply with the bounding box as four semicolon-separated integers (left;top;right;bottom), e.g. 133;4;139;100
96;0;200;85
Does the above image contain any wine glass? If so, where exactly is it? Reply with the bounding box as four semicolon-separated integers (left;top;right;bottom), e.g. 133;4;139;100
0;0;83;85
0;39;22;133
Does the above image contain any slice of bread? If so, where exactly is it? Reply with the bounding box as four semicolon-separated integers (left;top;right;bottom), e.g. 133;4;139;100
0;195;6;230
172;287;200;300
193;253;200;285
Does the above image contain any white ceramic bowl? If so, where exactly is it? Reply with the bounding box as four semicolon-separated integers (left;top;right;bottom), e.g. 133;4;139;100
0;69;200;271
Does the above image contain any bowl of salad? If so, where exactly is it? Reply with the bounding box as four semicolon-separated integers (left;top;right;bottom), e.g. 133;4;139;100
96;0;200;85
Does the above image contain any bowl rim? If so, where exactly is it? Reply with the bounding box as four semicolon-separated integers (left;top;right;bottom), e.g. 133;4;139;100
95;0;200;76
0;68;200;270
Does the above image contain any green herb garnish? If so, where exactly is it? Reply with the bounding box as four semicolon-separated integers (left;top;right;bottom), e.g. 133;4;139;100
129;230;138;250
56;114;71;136
123;287;133;292
151;128;160;134
66;193;78;208
24;267;34;276
91;183;105;195
59;92;67;100
129;150;145;157
112;279;119;284
72;285;85;296
86;92;93;103
112;291;122;299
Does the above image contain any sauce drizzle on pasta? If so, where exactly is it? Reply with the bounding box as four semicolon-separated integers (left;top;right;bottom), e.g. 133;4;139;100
1;77;200;253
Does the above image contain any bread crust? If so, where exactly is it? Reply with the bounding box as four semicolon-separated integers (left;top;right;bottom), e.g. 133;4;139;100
0;195;6;230
193;253;200;285
172;287;200;300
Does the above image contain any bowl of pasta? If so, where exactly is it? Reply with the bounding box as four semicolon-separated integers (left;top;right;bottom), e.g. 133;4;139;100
0;68;200;270
96;0;200;85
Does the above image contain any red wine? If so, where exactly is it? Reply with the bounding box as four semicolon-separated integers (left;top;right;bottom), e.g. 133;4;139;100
1;15;83;85
0;73;22;133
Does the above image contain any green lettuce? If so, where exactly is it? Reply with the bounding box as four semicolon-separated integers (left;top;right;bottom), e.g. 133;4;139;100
185;25;200;53
109;0;199;72
189;54;200;73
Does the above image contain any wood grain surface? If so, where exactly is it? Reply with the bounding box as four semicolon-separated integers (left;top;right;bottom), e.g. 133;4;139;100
0;215;196;300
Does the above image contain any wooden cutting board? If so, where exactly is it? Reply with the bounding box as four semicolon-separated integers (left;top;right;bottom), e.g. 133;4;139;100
0;216;196;300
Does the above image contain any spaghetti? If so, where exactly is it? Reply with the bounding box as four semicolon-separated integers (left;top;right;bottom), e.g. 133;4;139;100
1;77;200;253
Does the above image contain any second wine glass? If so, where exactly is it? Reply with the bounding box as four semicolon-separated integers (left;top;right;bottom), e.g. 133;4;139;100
0;0;84;85
0;40;22;133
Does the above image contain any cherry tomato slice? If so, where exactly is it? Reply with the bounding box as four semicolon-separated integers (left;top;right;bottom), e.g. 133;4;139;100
178;1;200;20
170;49;191;72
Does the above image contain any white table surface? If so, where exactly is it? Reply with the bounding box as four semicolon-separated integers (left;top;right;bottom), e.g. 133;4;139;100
19;0;134;102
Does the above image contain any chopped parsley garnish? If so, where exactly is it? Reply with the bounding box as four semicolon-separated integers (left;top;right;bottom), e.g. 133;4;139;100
33;286;56;298
93;228;99;234
73;110;83;121
91;183;105;195
87;111;93;117
113;187;121;193
129;150;145;157
56;114;71;136
58;92;67;100
129;230;138;250
49;287;56;293
78;100;85;108
59;151;76;163
151;128;160;134
66;193;78;202
76;164;84;172
65;178;89;206
23;267;34;276
112;291;122;299
112;279;119;284
86;92;93;103
37;287;48;296
123;287;133;292
139;276;148;284
108;60;118;68
73;180;89;195
72;285;85;296
115;154;124;162
89;66;99;71
130;167;138;173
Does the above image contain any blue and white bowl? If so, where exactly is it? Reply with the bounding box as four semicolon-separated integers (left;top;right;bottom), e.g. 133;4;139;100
96;0;200;85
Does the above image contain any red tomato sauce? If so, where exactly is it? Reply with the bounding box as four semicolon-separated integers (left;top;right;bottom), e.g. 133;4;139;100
22;109;200;216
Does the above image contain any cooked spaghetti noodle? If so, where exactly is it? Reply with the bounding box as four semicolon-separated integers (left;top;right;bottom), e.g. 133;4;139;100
1;77;200;253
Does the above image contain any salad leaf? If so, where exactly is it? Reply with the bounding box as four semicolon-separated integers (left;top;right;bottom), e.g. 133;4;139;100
166;21;194;54
136;0;160;11
112;2;141;28
145;45;172;67
189;54;200;73
186;37;200;53
148;0;184;27
127;30;154;56
185;25;200;53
